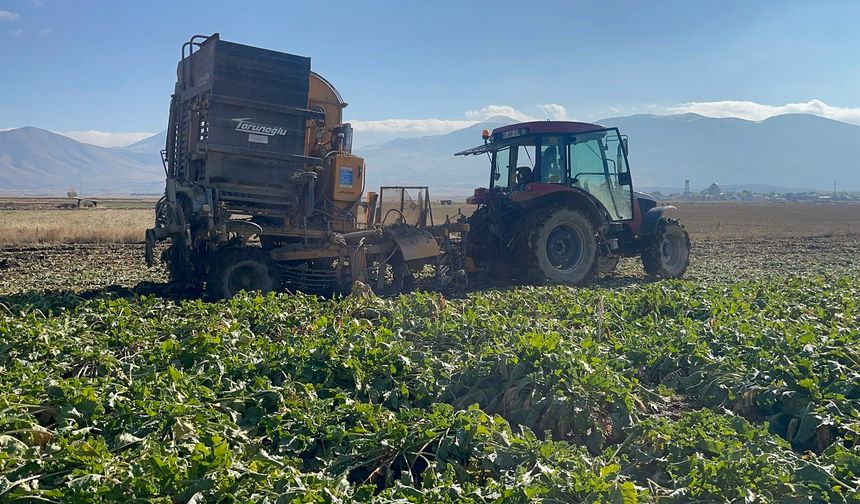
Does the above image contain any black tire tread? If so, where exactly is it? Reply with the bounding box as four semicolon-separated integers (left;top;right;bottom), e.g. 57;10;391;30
519;205;598;286
641;218;691;279
207;246;280;299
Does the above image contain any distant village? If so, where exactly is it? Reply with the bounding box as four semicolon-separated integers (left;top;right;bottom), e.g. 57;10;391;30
651;180;860;202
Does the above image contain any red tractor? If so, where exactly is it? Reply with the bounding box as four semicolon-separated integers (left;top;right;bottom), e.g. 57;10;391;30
456;121;690;285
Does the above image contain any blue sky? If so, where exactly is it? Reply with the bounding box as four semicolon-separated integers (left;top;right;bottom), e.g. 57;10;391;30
2;0;859;146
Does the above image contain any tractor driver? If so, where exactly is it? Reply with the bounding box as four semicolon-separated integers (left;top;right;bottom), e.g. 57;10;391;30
540;143;565;183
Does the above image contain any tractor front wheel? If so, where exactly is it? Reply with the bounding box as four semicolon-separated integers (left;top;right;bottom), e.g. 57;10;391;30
525;208;598;285
207;247;280;299
641;218;691;279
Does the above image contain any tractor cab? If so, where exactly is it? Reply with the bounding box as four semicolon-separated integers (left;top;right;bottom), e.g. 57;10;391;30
456;121;634;222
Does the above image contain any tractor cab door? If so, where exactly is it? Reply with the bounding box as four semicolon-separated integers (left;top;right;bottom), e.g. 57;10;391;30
567;129;633;221
491;142;536;192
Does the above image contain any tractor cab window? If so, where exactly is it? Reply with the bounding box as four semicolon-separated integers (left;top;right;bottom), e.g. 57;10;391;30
568;130;633;221
538;136;566;183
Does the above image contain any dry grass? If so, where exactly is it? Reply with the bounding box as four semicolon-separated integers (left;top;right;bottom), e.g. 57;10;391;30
0;209;152;244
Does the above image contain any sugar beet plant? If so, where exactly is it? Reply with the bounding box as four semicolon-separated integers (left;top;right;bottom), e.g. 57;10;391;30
0;277;858;502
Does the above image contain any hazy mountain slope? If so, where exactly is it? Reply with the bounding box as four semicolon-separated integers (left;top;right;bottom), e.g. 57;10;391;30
603;113;860;190
357;116;513;195
357;113;860;195
117;130;167;166
0;127;163;195
4;113;859;196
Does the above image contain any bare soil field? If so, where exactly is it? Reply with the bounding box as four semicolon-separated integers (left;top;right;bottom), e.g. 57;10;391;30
2;235;857;296
0;199;856;292
668;200;860;238
0;200;857;295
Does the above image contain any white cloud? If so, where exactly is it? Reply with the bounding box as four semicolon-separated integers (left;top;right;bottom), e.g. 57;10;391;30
353;103;580;137
0;9;21;21
351;104;587;147
56;130;156;148
38;27;51;37
464;105;536;122
350;118;476;136
536;103;570;121
668;99;860;125
351;105;533;146
351;105;534;138
466;103;575;122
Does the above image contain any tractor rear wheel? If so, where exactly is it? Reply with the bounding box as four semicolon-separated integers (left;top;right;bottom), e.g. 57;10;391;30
207;247;280;299
524;207;598;285
641;218;691;279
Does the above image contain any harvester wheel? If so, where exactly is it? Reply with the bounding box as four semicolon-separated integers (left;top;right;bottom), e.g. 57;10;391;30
641;218;691;279
597;255;620;275
207;247;280;299
524;207;598;285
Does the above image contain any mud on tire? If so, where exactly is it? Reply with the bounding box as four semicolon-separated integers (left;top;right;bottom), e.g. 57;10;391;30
207;247;280;299
641;217;691;279
521;207;598;285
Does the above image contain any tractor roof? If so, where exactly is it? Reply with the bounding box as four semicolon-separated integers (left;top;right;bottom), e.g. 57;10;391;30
492;120;605;137
455;120;608;156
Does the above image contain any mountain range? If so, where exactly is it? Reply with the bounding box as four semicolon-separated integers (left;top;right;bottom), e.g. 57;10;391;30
0;127;164;195
357;113;860;195
2;113;859;196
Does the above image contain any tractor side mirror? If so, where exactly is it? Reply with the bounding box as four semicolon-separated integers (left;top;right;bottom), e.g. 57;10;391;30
618;170;632;186
493;171;501;181
622;137;629;155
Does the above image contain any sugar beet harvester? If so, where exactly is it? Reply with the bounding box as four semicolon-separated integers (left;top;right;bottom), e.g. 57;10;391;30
145;34;467;298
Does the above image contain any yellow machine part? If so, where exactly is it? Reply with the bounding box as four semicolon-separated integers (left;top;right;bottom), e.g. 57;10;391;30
304;72;368;233
329;153;364;202
305;72;345;155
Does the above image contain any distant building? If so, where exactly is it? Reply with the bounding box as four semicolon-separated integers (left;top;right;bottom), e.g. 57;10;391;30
704;182;723;199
